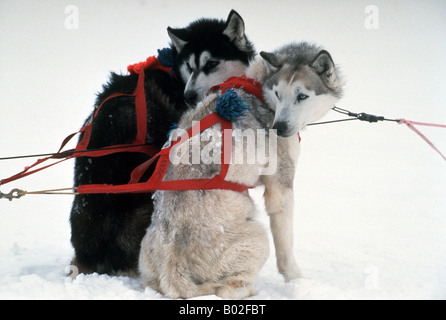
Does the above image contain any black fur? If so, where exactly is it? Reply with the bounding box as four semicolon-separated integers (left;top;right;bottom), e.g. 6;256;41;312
173;18;255;67
70;11;255;276
70;69;185;275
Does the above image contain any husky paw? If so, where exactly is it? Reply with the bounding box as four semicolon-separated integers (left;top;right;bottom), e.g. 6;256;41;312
216;284;257;300
281;263;302;282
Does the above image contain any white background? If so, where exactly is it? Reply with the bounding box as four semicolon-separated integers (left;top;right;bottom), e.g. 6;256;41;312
0;0;445;299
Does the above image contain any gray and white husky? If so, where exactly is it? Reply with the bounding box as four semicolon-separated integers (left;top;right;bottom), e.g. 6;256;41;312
260;43;344;283
138;42;344;299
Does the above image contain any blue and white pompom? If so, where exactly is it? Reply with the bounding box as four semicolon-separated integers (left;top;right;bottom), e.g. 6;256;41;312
215;89;251;121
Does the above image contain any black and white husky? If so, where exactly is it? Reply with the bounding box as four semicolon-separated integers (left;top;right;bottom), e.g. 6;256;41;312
70;10;255;276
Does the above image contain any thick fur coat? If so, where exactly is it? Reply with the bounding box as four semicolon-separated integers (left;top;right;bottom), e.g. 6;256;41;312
139;42;344;298
70;11;255;276
138;78;273;299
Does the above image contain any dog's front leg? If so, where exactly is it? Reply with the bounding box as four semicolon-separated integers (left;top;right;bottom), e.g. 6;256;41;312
264;184;302;282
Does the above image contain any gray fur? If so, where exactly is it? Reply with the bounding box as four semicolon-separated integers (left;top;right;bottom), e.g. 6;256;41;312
139;42;344;298
261;42;343;98
261;43;344;138
139;88;272;299
258;43;344;282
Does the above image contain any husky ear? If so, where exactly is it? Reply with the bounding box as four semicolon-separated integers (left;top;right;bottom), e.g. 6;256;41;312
311;50;338;89
260;51;283;73
167;27;189;52
223;10;248;50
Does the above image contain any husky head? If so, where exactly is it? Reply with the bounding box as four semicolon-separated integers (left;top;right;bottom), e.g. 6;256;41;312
168;10;255;106
260;43;344;138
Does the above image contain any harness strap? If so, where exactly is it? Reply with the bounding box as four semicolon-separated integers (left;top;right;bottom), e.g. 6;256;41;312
1;66;159;186
209;76;264;103
1;73;257;194
76;113;253;194
75;68;158;157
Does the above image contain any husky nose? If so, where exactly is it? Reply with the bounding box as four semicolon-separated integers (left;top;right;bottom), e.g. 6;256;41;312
184;91;198;105
273;121;288;136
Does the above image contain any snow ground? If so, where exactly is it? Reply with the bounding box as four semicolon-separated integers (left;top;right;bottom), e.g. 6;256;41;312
1;0;445;300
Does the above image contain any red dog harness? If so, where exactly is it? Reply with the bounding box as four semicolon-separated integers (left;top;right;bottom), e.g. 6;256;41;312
77;112;252;194
209;76;265;103
1;60;264;194
77;75;265;194
1;62;160;186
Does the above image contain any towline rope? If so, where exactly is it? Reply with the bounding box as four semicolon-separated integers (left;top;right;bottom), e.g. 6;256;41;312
1;106;445;200
309;106;446;162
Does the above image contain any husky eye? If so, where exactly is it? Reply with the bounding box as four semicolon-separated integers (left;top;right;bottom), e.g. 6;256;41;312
204;60;219;72
275;91;280;99
297;93;309;103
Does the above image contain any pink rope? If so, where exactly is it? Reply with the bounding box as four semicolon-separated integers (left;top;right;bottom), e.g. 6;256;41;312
398;119;446;162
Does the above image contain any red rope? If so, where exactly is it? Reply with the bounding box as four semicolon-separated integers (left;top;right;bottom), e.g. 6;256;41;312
398;119;446;162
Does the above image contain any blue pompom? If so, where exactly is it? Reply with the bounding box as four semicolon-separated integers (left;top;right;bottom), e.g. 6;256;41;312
216;89;251;121
157;48;175;68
